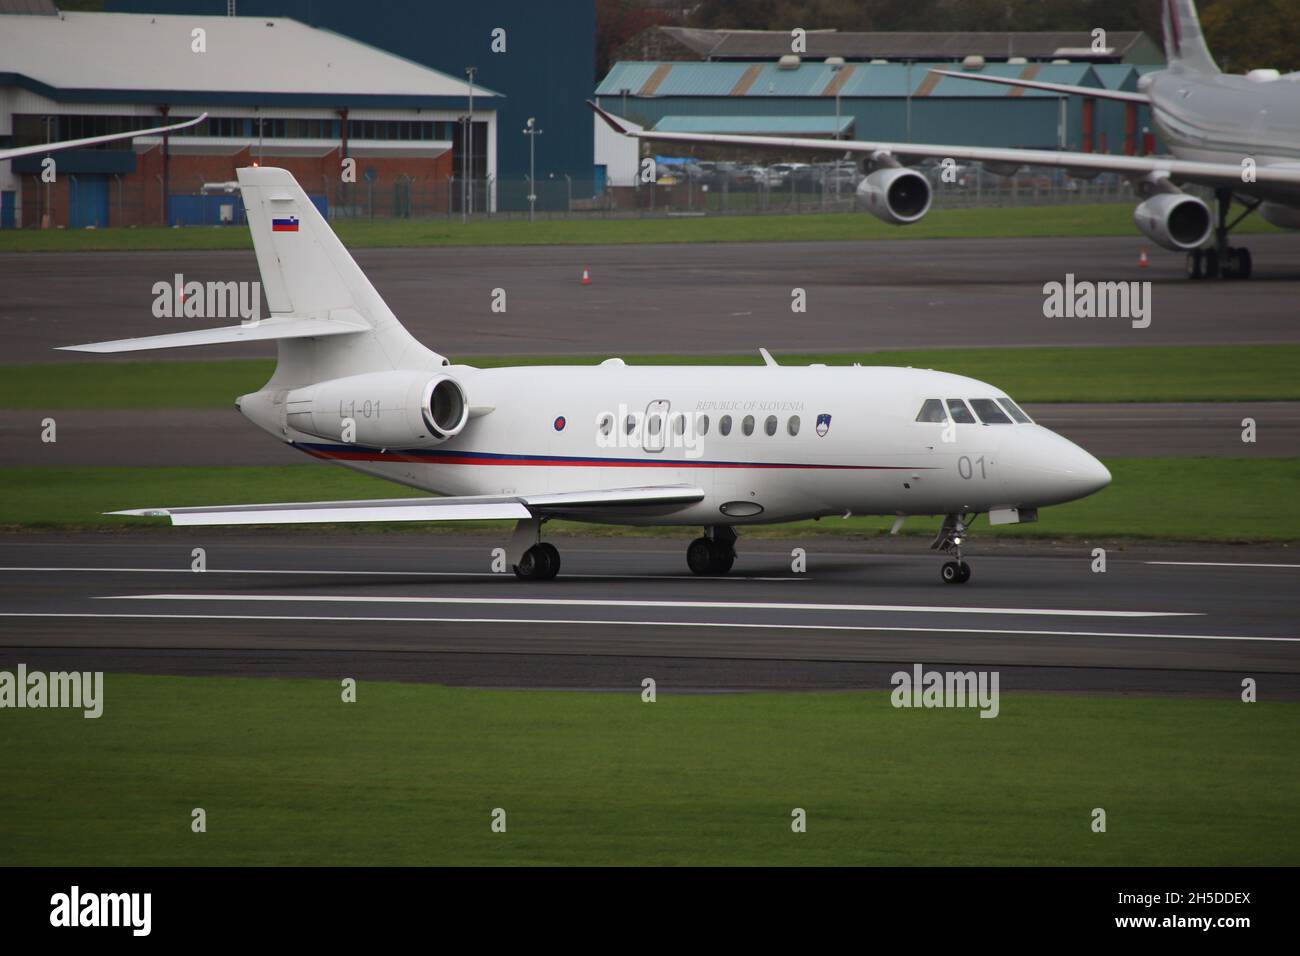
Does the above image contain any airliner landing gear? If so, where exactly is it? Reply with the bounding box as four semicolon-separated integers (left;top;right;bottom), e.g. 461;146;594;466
1188;189;1259;280
931;513;974;585
515;542;560;581
510;517;560;580
687;525;737;575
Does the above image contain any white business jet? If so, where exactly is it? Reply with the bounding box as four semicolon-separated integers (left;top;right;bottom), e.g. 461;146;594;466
62;166;1110;584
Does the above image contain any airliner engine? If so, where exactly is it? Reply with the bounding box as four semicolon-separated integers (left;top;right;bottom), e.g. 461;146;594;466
856;167;933;224
1133;192;1213;251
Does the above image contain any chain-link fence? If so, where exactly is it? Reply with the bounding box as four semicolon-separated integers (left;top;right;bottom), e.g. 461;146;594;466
13;165;1144;230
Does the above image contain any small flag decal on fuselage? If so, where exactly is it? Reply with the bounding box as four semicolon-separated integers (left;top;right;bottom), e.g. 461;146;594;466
272;216;299;232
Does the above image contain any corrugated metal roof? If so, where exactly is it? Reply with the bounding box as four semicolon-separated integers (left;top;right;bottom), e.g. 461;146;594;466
0;11;501;98
599;61;1104;99
654;115;853;135
642;26;1151;62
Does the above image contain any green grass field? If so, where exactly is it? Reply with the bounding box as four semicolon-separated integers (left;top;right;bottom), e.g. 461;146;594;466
0;202;1282;253
5;344;1297;408
1;674;1293;865
3;458;1296;541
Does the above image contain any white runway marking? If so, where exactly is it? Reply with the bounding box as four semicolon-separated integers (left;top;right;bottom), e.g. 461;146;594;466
0;612;1291;643
102;593;1200;618
1145;561;1300;569
0;566;803;582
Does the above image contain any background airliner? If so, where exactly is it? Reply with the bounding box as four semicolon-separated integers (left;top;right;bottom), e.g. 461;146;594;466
62;165;1110;584
592;0;1299;280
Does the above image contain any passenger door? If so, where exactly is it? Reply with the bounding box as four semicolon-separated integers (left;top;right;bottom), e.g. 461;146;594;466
643;400;670;453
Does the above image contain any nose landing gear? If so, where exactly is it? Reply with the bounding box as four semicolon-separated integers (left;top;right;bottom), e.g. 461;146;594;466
687;525;737;575
932;513;974;584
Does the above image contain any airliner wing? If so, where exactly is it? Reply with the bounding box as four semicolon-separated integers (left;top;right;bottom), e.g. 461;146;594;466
927;70;1149;103
0;114;208;162
589;100;1300;193
110;485;706;526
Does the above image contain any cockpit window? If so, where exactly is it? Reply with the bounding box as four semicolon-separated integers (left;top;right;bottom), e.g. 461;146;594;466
946;399;976;424
969;398;1012;424
915;399;947;423
996;397;1033;424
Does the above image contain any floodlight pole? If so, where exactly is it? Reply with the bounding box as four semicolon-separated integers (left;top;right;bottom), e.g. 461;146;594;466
523;117;542;221
465;66;477;217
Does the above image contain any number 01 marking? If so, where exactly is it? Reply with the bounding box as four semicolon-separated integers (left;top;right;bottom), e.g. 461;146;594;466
958;455;987;480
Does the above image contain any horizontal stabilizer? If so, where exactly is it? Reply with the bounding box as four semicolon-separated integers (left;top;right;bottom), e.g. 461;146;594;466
58;315;368;354
110;485;705;527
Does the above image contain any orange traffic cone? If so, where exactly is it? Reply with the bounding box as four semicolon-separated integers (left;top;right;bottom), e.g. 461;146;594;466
581;267;591;286
1138;248;1149;268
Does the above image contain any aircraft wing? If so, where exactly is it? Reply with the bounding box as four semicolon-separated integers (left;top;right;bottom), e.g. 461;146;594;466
0;114;208;162
589;100;1300;193
927;70;1148;103
110;485;706;527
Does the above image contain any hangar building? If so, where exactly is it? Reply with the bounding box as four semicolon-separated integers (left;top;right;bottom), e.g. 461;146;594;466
595;27;1164;188
0;5;500;228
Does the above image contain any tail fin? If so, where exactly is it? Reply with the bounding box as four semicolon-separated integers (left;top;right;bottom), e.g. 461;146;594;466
237;166;444;385
60;167;444;387
1161;0;1219;74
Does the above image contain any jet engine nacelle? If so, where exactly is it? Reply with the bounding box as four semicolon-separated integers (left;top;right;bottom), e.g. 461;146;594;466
1133;192;1213;251
1260;202;1300;231
285;370;469;448
856;167;932;225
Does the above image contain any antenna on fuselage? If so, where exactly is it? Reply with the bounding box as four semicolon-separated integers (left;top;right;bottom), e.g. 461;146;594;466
758;347;779;367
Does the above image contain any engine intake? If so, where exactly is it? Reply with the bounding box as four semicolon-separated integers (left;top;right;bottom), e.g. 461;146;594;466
1133;192;1212;251
856;167;932;225
285;370;468;448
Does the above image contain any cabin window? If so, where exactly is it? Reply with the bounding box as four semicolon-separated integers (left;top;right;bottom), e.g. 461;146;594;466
719;415;732;436
996;397;1033;424
698;414;710;435
915;399;947;423
625;414;637;435
946;399;976;424
969;398;1013;424
764;415;778;436
598;414;613;436
787;415;800;436
648;414;662;436
673;414;686;436
742;415;755;436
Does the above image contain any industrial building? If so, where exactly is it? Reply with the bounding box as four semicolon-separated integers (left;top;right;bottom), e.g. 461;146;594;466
111;0;598;211
595;27;1164;189
0;5;500;228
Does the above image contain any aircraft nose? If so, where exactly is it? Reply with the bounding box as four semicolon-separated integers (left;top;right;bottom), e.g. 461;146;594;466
1008;428;1111;504
1066;447;1111;496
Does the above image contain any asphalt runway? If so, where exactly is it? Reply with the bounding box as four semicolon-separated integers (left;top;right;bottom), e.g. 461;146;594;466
1;532;1296;696
2;233;1298;363
3;401;1293;467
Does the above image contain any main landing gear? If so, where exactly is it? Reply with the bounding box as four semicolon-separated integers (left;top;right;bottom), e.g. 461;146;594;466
932;512;974;585
514;541;560;581
1187;188;1260;280
687;525;737;576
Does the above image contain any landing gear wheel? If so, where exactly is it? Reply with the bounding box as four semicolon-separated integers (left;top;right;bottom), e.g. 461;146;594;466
514;543;559;581
1202;247;1220;279
1227;244;1248;278
941;561;962;584
957;561;971;583
687;536;736;576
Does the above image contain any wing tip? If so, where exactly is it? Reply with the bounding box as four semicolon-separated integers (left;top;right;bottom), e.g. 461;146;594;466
587;99;630;136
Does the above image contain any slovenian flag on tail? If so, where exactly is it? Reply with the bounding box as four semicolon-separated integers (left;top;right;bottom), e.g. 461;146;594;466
271;216;299;232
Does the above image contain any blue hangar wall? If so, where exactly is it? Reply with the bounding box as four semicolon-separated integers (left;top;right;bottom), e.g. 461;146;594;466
109;1;596;192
